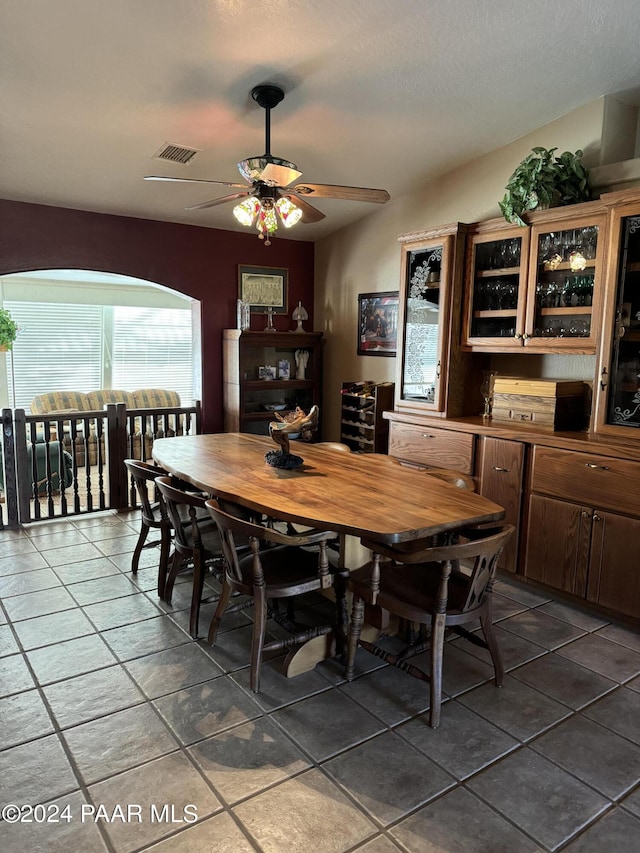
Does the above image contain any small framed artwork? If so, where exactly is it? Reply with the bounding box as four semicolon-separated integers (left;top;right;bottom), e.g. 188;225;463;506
238;265;288;314
259;365;277;381
357;291;399;356
277;359;291;380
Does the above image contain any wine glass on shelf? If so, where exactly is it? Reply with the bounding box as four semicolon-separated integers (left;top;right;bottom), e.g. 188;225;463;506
480;370;498;419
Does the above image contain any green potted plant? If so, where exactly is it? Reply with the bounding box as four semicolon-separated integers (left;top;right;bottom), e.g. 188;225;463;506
0;307;19;351
499;146;591;227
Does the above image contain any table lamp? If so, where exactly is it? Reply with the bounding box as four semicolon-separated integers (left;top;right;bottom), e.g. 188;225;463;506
292;301;308;332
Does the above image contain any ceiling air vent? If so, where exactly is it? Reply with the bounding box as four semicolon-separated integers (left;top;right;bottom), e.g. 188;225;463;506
153;142;200;165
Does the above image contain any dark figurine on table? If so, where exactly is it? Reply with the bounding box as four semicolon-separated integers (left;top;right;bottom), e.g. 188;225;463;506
265;405;319;469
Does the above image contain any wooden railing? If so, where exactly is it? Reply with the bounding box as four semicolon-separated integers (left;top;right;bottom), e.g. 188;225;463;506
0;401;201;527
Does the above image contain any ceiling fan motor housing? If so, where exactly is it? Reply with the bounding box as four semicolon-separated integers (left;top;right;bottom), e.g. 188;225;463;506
251;84;285;111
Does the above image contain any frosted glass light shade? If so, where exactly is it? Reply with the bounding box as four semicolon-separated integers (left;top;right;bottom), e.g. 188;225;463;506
276;197;303;228
233;198;259;226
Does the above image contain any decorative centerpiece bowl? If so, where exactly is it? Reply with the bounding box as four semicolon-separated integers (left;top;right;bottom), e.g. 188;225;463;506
265;405;319;469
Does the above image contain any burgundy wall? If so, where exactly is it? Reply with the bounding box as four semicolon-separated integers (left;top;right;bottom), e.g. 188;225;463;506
0;199;315;433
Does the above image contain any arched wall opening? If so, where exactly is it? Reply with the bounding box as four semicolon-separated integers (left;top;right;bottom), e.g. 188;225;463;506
0;269;201;412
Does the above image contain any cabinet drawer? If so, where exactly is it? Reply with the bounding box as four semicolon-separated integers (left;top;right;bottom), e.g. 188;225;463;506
388;423;475;474
530;445;640;517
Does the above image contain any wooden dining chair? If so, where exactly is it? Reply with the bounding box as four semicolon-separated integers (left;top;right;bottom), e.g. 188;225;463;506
124;459;173;597
205;498;346;692
155;476;227;639
345;524;514;728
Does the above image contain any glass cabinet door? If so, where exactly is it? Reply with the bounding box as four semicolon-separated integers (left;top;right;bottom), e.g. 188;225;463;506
524;216;604;350
399;237;451;411
601;212;640;430
463;228;529;348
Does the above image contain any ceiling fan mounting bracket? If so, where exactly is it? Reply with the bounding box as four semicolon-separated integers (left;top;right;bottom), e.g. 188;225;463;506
251;85;285;111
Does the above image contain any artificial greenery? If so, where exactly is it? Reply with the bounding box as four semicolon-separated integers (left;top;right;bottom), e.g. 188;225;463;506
0;307;19;350
499;147;591;227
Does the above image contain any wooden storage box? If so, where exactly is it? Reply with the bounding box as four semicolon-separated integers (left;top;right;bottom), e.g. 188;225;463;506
492;378;586;430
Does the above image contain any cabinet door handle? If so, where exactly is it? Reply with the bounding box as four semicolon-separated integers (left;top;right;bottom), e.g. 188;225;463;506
435;360;441;379
492;466;510;472
514;332;522;340
584;463;610;471
581;510;591;518
600;367;608;390
522;333;530;340
593;513;601;522
421;434;436;439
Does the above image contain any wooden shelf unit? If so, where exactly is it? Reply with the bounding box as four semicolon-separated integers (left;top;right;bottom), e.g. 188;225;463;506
223;330;323;438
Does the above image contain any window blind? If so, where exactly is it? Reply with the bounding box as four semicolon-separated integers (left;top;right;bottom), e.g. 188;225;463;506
111;307;194;405
5;302;103;410
5;302;194;411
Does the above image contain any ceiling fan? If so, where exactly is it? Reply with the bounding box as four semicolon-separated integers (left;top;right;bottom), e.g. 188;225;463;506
144;84;390;244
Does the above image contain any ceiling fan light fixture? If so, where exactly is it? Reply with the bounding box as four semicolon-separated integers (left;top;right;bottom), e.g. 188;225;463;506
233;197;260;227
276;196;303;228
257;204;278;245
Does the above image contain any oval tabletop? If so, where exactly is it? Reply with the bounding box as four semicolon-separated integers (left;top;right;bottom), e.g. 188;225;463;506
152;433;505;544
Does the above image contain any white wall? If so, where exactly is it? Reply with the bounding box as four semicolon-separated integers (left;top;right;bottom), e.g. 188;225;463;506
315;98;608;438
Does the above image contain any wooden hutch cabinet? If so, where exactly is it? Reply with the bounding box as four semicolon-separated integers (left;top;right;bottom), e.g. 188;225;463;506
385;188;640;624
223;330;323;437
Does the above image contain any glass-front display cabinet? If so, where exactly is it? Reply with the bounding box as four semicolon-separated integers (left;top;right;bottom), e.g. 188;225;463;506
396;223;482;417
463;206;606;353
594;199;640;439
524;211;605;352
463;223;530;349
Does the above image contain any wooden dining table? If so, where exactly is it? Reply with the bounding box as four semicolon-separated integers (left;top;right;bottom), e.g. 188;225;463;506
152;433;505;545
153;432;505;675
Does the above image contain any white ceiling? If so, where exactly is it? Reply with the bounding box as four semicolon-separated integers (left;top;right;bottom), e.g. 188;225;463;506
2;0;640;242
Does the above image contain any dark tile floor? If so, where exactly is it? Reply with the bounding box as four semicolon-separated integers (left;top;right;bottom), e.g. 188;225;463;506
1;510;640;852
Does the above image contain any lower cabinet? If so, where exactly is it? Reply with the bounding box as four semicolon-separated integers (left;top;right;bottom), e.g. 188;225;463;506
476;437;524;573
524;445;640;620
524;494;590;596
385;413;640;623
388;422;475;474
587;510;640;618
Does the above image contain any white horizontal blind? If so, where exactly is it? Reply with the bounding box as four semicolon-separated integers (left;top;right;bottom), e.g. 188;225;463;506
5;303;194;411
111;307;193;404
5;302;103;410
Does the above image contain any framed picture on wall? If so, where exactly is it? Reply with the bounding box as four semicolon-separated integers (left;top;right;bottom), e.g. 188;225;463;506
238;265;288;314
357;291;399;356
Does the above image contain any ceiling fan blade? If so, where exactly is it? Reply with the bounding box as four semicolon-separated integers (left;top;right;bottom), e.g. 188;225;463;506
185;190;252;211
283;194;326;223
144;175;249;189
291;183;390;203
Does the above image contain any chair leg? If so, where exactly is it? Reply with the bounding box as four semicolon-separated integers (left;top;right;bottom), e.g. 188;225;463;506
131;520;150;576
333;570;349;659
250;586;268;693
157;527;171;598
429;613;446;728
480;608;504;687
345;594;365;681
163;550;182;603
208;578;233;645
189;551;206;639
